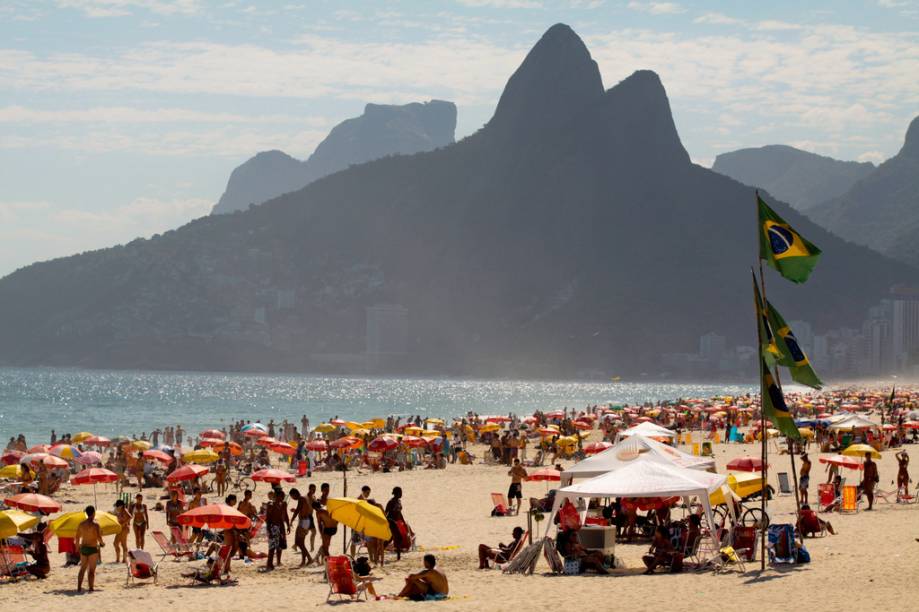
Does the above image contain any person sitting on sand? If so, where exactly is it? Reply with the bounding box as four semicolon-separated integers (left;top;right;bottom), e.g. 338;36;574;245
797;504;835;537
478;526;525;569
398;554;449;601
74;505;103;593
21;523;50;579
642;525;679;574
556;528;608;575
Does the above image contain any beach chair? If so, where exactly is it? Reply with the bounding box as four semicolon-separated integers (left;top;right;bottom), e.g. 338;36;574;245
126;549;158;585
0;544;30;581
152;530;193;562
818;483;837;512
326;555;370;602
777;472;792;496
840;484;860;513
730;526;758;564
118;492;133;506
188;544;233;585
491;493;511;516
247;514;266;543
767;524;797;565
496;531;529;572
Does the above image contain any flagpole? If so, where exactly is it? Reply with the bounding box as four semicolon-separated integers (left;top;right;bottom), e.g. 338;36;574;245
755;263;768;572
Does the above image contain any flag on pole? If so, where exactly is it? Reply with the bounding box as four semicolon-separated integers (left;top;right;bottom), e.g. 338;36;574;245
761;356;801;439
753;271;781;367
764;299;823;389
758;194;821;284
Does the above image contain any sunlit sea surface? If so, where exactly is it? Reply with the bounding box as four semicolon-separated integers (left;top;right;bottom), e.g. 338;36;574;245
0;368;757;445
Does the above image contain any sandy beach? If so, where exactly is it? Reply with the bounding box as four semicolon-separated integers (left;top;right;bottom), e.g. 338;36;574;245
3;428;914;612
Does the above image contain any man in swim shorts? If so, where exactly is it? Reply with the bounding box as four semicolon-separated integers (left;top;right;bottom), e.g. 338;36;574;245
289;488;313;567
74;505;103;593
507;459;528;515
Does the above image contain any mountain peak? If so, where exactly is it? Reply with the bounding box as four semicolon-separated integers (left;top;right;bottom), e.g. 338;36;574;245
902;115;919;159
488;23;603;137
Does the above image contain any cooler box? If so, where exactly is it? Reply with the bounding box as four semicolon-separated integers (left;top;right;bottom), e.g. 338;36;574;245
579;525;616;556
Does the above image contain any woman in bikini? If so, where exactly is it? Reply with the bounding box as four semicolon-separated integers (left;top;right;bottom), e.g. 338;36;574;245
131;493;149;549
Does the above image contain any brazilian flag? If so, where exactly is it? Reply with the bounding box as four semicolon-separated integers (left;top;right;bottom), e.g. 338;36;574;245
758;195;821;284
765;299;823;389
752;271;781;368
761;356;800;439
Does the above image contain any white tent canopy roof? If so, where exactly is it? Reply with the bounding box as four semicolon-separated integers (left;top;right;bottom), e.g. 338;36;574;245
828;414;877;430
616;421;676;440
562;434;714;481
558;459;727;499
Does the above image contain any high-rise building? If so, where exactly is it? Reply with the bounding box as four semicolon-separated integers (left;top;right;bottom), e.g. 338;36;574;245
890;286;919;371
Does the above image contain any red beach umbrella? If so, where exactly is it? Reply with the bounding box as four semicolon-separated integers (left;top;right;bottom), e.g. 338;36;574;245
256;437;279;447
269;443;296;456
584;442;612;455
527;468;561;482
143;449;173;464
4;493;62;513
72;467;119;506
368;437;398;453
1;450;24;465
306;440;328;452
251;468;296;484
166;464;209;483
329;436;361;450
200;429;225;440
726;457;766;472
178;504;251;530
84;435;111;447
400;436;426;448
819;454;863;470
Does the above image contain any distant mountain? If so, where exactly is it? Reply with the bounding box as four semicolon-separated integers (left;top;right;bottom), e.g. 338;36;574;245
0;24;915;378
809;116;919;265
712;145;875;211
211;100;457;214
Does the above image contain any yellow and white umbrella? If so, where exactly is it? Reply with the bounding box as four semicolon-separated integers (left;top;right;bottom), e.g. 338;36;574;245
0;509;39;539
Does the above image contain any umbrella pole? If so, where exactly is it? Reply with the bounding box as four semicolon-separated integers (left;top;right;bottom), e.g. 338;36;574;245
93;482;98;508
342;460;348;554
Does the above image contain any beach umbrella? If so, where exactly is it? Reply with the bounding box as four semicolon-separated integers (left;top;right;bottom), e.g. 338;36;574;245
71;432;94;444
178;504;251;530
209;440;243;456
344;421;364;432
49;510;121;538
313;423;336;434
28;445;50;454
109;436;130;446
537;427;559;437
200;429;225;440
401;436;426;448
71;467;119;506
269;442;296;456
74;451;103;466
1;450;24;465
841;444;881;460
368;437;398;453
241;423;267;433
425;418;445;426
330;419;347;426
255;437;279;447
573;421;592;430
402;426;424;436
0;509;39;539
583;442;612;455
486;416;511;424
0;464;25;479
166;464;209;483
726;457;767;472
4;493;61;513
84;435;111;447
326;498;391;541
244;429;269;438
199;438;223;448
50;444;82;461
130;440;152;451
182;449;219;464
478;424;501;433
819;454;863;470
527;468;561;482
420;429;441;439
251;468;296;484
329;436;362;450
306;440;328;452
143;449;173;464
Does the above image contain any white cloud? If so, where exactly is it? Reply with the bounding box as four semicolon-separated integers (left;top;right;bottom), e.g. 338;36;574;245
693;12;740;25
55;0;201;17
455;0;543;7
754;20;804;31
0;105;325;125
626;2;684;15
0;200;51;221
857;150;885;163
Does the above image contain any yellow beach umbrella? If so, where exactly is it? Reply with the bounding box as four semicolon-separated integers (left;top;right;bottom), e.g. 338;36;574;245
842;444;881;459
420;429;441;438
72;432;94;444
183;449;220;464
49;511;122;538
313;423;336;434
130;440;152;451
0;509;39;539
326;497;392;540
0;464;24;479
478;423;500;433
345;422;364;432
403;426;423;436
798;427;815;439
425;418;445;426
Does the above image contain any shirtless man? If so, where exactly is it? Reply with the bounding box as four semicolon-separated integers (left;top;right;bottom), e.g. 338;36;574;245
215;461;228;497
74;505;103;593
265;489;290;570
862;452;879;511
131;493;149;550
799;452;812;505
238;489;258;519
314;500;338;562
305;483;318;551
507;459;528;515
187;487;205;545
398;554;449;601
289;488;313;567
113;499;131;563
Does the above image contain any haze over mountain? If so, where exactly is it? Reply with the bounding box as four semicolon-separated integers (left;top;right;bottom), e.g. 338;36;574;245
211;100;457;215
809;117;919;267
712;145;875;211
0;24;914;379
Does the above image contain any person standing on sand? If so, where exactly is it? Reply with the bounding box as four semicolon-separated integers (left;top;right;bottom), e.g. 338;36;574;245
131;493;148;550
862;453;879;510
113;499;131;563
896;450;910;499
507;459;528;515
799;452;811;505
289;488;313;567
265;489;290;570
74;505;103;593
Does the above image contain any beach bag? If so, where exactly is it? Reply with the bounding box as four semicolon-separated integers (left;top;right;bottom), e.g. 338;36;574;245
491;505;508;517
796;544;810;564
563;558;581;575
558;500;581;531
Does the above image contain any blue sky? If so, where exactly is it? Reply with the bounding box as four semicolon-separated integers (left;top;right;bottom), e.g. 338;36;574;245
2;0;918;277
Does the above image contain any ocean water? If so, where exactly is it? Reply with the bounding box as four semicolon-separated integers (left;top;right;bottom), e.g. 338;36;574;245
0;368;757;445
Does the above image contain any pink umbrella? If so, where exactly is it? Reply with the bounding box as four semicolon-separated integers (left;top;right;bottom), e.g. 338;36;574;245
74;451;103;465
251;468;296;484
28;445;50;454
72;467;120;506
200;429;225;440
726;457;766;472
584;441;612;455
84;435;111;447
143;449;173;464
306;440;328;452
527;468;561;482
1;450;24;465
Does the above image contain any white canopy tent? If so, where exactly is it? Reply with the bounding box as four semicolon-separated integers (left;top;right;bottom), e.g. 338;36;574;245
549;460;727;551
561;434;714;485
828;414;877;430
614;421;677;443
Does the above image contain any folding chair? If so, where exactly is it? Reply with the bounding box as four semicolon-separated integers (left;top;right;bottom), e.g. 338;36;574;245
730;526;759;564
326;555;371;602
497;531;529;572
777;472;792;496
0;544;30;581
151;530;193;562
840;485;860;513
767;524;798;565
818;483;837;512
187;544;233;585
126;549;158;585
